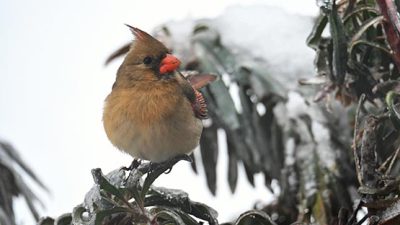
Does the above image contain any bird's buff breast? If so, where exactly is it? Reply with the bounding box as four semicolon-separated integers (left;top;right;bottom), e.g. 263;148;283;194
103;86;202;162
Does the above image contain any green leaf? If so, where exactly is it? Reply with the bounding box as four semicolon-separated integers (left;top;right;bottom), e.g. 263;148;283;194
0;142;48;192
94;207;134;225
174;209;200;225
199;123;219;195
91;169;131;208
207;80;241;130
190;201;219;225
239;64;286;99
145;186;191;210
312;192;329;225
189;153;198;174
191;27;241;130
350;16;384;44
386;91;400;130
226;136;238;193
72;205;93;224
38;217;55;225
234;210;276;225
317;0;333;11
0;142;47;221
307;14;328;50
349;39;391;56
125;168;145;207
343;6;379;23
150;207;185;225
243;162;255;187
328;1;348;84
54;213;72;225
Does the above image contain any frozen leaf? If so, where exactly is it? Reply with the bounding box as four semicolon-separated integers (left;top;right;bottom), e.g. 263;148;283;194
226;137;238;193
146;187;191;210
350;16;384;43
94;208;134;225
53;214;72;225
234;210;276;225
307;14;328;50
38;217;55;225
328;2;348;85
386;91;400;130
91;168;128;206
190;201;219;225
150;207;186;225
317;0;333;11
0;141;47;222
199;123;218;195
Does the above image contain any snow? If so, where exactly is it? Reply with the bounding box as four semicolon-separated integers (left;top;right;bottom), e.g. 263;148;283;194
163;5;316;90
213;6;316;89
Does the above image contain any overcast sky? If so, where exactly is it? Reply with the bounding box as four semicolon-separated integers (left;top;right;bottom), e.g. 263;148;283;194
0;0;318;223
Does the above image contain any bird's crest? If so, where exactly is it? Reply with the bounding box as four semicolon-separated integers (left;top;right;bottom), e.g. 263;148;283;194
124;24;169;57
125;24;150;41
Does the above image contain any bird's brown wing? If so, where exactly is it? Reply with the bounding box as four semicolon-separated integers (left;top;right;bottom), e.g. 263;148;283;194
178;72;216;120
185;73;217;90
191;89;208;119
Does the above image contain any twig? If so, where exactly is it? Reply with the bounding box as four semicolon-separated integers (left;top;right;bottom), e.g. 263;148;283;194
353;94;366;185
386;146;400;175
347;200;363;225
378;152;394;173
360;116;380;190
355;214;368;225
377;0;400;70
338;208;349;225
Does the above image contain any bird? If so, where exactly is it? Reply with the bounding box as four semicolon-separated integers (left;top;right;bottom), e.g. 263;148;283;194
103;25;215;164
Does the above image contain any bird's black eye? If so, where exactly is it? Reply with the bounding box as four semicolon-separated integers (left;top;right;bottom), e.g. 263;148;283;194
143;56;153;65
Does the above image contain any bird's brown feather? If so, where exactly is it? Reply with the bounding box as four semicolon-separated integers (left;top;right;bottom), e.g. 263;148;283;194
103;26;212;162
103;78;203;162
177;72;216;119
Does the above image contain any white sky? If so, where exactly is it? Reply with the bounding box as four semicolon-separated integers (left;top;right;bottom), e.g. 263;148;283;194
0;0;318;223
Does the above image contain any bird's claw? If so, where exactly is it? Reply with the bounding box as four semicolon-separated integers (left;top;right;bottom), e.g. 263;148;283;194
138;154;192;175
121;158;142;171
173;154;193;163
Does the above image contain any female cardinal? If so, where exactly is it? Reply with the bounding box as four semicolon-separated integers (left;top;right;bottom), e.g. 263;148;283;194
103;25;215;163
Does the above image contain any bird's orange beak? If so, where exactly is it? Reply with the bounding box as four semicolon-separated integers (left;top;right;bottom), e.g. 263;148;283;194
159;54;181;74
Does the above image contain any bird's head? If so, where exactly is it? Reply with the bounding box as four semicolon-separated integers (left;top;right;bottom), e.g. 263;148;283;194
116;25;181;86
